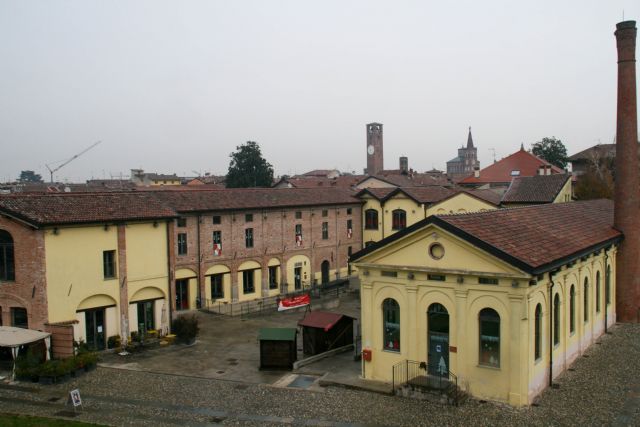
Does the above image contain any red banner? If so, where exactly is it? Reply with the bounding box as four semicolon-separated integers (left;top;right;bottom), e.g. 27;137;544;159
278;294;310;311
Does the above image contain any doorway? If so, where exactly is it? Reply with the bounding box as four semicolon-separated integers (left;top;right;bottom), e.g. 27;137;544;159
137;300;155;332
176;279;189;310
321;260;330;285
85;308;106;351
294;266;302;290
427;303;449;377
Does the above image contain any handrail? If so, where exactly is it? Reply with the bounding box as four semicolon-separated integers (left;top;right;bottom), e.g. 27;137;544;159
392;359;459;406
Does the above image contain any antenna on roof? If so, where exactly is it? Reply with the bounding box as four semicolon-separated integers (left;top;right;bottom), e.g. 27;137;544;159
488;148;496;163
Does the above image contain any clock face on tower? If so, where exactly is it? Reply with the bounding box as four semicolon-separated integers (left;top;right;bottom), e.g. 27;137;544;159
367;145;375;155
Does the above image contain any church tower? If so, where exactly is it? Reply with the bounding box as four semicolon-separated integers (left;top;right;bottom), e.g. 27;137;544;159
366;123;384;175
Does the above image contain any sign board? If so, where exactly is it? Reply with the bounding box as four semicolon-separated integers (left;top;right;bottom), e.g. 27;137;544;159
69;389;82;408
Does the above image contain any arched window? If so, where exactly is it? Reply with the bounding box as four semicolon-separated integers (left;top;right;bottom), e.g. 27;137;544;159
584;278;589;323
0;230;15;281
605;265;611;306
570;285;576;334
553;293;560;346
391;209;406;230
479;308;500;367
534;304;542;360
596;271;601;313
383;298;400;352
364;209;379;230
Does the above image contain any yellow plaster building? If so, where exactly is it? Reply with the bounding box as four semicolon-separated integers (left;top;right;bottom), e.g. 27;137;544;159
351;200;619;406
358;187;500;245
0;193;175;356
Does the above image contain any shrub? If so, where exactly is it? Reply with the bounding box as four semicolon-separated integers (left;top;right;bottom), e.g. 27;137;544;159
171;314;200;344
107;335;120;349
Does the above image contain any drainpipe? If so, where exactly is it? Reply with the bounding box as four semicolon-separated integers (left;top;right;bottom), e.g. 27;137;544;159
604;250;609;334
380;201;385;240
196;214;202;308
548;271;555;388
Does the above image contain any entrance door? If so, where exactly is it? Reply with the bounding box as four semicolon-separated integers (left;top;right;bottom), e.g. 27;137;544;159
137;300;155;332
176;279;189;310
294;267;302;290
427;303;449;377
85;308;106;351
321;260;330;285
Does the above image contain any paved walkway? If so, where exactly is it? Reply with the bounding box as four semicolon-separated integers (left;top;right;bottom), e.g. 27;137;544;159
0;324;638;425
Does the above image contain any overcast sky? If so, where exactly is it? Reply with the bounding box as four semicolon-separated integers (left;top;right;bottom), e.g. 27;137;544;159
1;1;639;182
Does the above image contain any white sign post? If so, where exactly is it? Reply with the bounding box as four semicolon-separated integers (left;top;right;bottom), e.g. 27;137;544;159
68;389;82;412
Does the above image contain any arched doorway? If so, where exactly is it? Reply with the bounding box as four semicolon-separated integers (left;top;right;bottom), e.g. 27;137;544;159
427;303;449;377
321;260;330;285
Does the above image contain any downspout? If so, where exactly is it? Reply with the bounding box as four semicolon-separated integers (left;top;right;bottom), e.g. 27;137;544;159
604;250;609;334
548;271;555;388
380;200;385;240
196;214;202;308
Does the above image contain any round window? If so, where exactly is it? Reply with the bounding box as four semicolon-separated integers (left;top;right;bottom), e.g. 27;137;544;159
429;243;445;260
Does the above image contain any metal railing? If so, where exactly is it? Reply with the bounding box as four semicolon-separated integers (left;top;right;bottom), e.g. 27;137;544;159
392;359;460;406
203;278;351;318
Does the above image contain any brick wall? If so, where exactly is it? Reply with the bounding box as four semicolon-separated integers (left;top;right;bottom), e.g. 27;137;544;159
173;204;362;303
0;215;48;330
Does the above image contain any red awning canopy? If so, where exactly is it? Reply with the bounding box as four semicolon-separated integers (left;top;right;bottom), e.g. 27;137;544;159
298;311;351;332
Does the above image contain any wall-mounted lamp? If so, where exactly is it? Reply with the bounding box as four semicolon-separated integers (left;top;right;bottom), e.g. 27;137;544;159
53;228;59;235
457;275;464;284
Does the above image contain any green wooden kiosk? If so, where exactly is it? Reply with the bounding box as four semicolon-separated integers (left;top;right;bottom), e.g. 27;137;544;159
259;327;297;370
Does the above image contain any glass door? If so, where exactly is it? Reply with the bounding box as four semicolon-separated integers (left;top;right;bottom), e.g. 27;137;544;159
85;308;106;351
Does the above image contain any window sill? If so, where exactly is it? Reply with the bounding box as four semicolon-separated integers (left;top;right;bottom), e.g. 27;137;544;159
477;364;501;370
382;348;401;354
103;277;118;282
534;357;542;365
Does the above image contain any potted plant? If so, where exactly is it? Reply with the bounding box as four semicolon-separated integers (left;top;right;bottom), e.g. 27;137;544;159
107;335;121;350
171;314;200;345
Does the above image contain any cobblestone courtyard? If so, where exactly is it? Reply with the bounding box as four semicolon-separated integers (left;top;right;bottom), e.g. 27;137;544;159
0;322;638;426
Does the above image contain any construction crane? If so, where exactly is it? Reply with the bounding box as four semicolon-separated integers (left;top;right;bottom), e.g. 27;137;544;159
46;141;102;183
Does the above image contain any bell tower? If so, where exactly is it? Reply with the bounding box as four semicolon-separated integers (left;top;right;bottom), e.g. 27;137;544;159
366;123;384;175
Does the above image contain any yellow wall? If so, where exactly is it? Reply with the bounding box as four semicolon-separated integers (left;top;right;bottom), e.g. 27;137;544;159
175;268;198;310
355;223;616;406
427;193;497;216
362;196;383;245
150;179;181;186
552;179;573;203
285;255;311;293
381;195;424;240
237;260;262;301
45;225;120;324
126;222;169;307
205;264;232;304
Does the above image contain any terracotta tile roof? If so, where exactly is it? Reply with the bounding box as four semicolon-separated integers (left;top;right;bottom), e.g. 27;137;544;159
463;189;503;206
437;199;619;271
363;172;450;187
501;174;571;203
352;199;621;274
356;186;454;204
460;148;564;185
568;144;616;161
150;187;361;213
298;311;352;331
277;176;363;189
0;192;176;226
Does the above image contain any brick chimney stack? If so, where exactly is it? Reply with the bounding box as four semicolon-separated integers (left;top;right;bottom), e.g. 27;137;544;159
614;20;640;322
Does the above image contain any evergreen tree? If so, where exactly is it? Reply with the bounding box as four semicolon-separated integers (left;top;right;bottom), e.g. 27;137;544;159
225;141;274;188
18;170;43;183
531;137;568;169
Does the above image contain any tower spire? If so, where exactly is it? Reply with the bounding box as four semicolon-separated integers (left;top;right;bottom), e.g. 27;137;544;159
466;126;474;149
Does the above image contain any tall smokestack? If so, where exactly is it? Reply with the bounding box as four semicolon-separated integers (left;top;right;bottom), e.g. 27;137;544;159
614;20;640;323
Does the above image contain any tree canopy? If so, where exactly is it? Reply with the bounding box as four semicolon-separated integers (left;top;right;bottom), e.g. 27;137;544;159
574;154;614;200
18;170;43;183
225;141;274;188
531;137;568;169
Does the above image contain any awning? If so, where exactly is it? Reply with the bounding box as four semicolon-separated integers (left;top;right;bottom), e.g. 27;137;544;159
0;326;51;348
298;311;352;332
